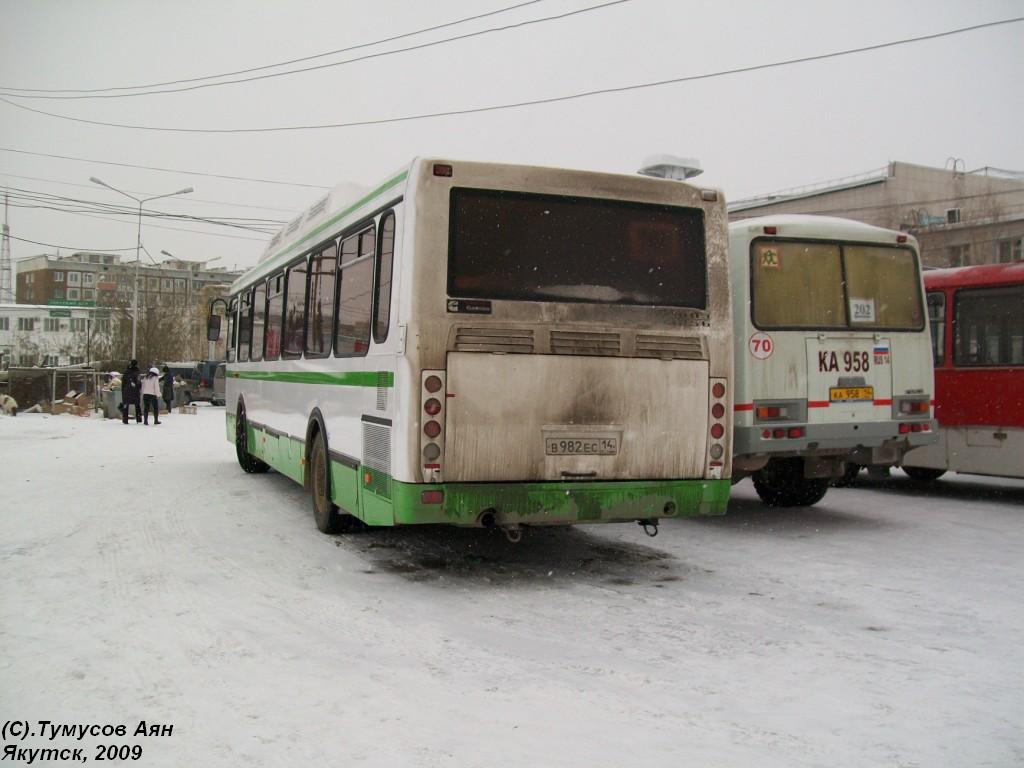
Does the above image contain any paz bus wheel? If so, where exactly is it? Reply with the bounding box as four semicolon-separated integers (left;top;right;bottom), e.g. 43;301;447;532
235;407;269;474
309;432;360;534
903;466;946;482
752;458;829;507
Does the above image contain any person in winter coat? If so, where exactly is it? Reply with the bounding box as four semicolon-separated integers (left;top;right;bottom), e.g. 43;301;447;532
160;365;174;415
121;359;142;424
141;367;162;425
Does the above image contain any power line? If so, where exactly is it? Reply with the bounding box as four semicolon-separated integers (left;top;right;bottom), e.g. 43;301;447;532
0;147;330;189
3;187;284;231
8;233;136;252
0;171;303;214
22;206;273;242
0;16;1018;133
0;1;629;101
0;0;550;95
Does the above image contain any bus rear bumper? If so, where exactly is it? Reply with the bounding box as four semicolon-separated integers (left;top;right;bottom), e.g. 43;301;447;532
734;420;937;459
389;477;731;527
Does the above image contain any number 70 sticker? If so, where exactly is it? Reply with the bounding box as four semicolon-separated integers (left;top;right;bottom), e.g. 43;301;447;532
749;332;774;359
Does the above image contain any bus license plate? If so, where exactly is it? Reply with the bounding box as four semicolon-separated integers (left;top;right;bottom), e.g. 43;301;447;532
829;386;874;402
545;436;619;456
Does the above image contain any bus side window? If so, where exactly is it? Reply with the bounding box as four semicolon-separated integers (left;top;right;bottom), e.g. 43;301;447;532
238;290;252;362
226;297;238;363
265;273;284;361
954;285;1024;367
281;258;308;360
373;211;395;344
927;291;945;366
251;280;267;363
335;225;374;357
305;242;337;358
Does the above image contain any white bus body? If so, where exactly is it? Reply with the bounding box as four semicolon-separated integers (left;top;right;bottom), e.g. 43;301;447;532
223;159;732;534
728;215;936;506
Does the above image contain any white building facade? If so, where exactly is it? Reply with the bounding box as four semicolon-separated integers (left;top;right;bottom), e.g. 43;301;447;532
0;303;113;369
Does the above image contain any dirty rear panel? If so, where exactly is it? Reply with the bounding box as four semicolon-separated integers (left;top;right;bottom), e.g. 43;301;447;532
445;352;708;482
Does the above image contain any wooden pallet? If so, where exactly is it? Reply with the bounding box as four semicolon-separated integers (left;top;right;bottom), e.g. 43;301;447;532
178;404;198;415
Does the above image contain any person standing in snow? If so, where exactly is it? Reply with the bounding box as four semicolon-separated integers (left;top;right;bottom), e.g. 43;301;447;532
121;359;142;424
160;365;174;416
141;367;162;425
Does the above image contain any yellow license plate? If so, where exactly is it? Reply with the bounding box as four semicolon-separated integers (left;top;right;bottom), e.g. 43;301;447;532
829;386;874;402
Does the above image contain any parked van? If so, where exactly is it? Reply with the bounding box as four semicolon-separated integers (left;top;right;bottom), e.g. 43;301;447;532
162;360;221;404
212;363;226;406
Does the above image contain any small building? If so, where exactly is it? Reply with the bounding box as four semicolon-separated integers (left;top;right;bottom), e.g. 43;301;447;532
0;302;113;369
728;161;1024;268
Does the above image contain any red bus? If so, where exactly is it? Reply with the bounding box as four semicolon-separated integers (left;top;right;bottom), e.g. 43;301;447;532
901;261;1024;480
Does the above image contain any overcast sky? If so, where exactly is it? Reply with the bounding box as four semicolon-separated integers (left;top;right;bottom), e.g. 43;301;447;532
0;0;1021;276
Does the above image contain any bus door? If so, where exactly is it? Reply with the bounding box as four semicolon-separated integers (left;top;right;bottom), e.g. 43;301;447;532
805;335;892;424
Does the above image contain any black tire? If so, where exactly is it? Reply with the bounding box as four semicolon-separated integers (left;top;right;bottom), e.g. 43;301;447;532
903;466;946;482
831;462;861;488
235;407;269;474
309;431;360;534
753;458;829;507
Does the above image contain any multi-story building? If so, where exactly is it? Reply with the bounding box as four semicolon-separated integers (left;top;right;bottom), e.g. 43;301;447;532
728;161;1024;268
15;251;239;309
7;252;243;368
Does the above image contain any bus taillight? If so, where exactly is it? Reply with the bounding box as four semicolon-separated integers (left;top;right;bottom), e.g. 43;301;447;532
755;404;790;420
899;400;930;415
705;377;728;480
421;371;447;482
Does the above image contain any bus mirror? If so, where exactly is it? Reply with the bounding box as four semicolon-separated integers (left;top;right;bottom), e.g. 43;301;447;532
207;314;222;342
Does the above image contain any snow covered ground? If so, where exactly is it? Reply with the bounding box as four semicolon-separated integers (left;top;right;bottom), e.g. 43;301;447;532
2;407;1022;767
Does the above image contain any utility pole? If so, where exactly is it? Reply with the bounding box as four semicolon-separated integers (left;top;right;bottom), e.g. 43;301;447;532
0;192;12;302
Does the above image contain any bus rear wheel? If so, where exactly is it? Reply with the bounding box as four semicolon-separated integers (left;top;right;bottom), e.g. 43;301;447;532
309;432;359;534
236;408;269;474
753;458;829;507
903;466;946;482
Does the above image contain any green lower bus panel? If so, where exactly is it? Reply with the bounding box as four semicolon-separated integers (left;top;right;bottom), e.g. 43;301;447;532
245;424;305;485
229;420;730;529
347;466;729;528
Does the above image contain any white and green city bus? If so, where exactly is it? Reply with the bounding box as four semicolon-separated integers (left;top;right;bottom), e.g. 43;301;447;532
728;215;937;506
214;158;733;537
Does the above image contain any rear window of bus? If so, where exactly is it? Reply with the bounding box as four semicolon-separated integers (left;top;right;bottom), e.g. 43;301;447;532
448;188;707;309
751;240;923;330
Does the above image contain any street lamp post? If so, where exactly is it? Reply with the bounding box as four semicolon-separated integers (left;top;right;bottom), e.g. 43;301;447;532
89;177;193;360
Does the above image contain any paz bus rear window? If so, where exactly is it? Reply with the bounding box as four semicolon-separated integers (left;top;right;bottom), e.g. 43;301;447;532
752;240;923;330
448;188;707;308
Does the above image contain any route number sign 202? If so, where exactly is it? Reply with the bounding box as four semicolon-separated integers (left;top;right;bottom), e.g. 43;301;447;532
749;332;774;360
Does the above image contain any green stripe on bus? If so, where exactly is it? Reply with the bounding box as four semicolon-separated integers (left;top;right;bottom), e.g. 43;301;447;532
229;370;393;387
